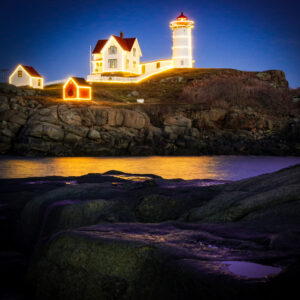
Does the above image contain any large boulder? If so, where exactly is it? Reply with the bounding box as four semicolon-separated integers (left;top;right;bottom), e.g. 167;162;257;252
136;194;185;222
94;108;108;126
88;129;100;140
107;108;124;126
184;164;300;223
20;182;133;248
27;222;300;300
58;105;82;126
122;109;150;129
26;123;64;141
164;116;192;128
34;106;59;125
43;124;64;141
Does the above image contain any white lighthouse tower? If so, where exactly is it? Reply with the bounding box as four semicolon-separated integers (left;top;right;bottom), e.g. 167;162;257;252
170;12;194;68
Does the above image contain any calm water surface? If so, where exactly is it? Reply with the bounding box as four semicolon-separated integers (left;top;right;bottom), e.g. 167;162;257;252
0;156;299;180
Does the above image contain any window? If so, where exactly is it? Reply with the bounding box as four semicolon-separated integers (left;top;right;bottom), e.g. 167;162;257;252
18;70;22;77
181;60;184;66
133;61;136;68
133;48;136;57
108;59;117;68
156;62;160;69
142;65;146;74
38;79;41;86
126;59;129;70
108;46;117;54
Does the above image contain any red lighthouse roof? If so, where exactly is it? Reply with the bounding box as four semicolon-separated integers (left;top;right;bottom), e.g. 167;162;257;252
177;12;188;20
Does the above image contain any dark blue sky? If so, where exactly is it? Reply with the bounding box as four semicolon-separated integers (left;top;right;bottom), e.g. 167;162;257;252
1;0;299;87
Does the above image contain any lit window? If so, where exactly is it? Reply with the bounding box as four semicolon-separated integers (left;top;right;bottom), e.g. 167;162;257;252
156;62;160;69
126;59;129;70
108;46;117;54
108;59;117;68
18;70;22;77
38;79;41;86
133;61;136;68
133;48;136;57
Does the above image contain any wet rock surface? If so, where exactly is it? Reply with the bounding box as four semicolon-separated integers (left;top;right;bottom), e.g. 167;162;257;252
0;165;299;299
28;222;300;300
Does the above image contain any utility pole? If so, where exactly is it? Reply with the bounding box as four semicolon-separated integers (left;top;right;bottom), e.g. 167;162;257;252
0;69;8;83
89;45;92;75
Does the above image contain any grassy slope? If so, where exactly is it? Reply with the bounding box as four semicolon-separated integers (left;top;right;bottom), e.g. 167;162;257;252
43;68;235;104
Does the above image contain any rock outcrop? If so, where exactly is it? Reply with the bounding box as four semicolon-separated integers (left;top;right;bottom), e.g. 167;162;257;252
0;165;300;299
0;97;151;156
0;68;299;156
10;164;297;251
0;95;299;156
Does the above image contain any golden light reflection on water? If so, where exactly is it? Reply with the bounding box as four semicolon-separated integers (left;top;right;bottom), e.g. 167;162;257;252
0;156;224;180
0;156;299;180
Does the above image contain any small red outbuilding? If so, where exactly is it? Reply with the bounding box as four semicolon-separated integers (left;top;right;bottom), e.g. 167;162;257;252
63;77;91;100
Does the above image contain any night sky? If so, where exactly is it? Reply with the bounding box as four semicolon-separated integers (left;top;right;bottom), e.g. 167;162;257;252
1;0;299;87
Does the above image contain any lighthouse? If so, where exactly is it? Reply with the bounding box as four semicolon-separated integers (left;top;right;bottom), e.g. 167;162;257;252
170;12;194;68
87;13;196;83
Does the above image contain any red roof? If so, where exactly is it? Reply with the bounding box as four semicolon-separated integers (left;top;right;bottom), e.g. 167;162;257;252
92;39;108;54
177;12;188;20
112;36;136;51
70;77;90;87
92;35;136;54
21;65;42;78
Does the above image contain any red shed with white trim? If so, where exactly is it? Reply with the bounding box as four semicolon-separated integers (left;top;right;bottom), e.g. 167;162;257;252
63;77;91;100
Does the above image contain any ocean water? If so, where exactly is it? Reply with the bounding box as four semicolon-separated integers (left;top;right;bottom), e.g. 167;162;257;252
0;155;299;180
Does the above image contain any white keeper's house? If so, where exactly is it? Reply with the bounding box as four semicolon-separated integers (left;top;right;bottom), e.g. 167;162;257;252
87;12;195;83
9;64;44;89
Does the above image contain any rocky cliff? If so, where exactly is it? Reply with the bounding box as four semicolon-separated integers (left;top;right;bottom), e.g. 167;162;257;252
0;69;299;156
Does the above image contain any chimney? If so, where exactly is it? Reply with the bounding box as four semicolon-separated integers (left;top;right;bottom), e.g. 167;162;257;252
120;31;124;39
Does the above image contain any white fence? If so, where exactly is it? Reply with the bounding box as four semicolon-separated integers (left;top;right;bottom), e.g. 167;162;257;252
45;79;66;86
87;63;174;83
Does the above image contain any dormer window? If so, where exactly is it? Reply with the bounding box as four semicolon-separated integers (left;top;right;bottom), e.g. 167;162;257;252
18;70;22;77
108;46;117;54
133;48;136;57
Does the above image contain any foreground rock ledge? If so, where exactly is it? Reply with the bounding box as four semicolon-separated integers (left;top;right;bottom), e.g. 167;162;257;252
28;222;299;300
0;165;299;299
